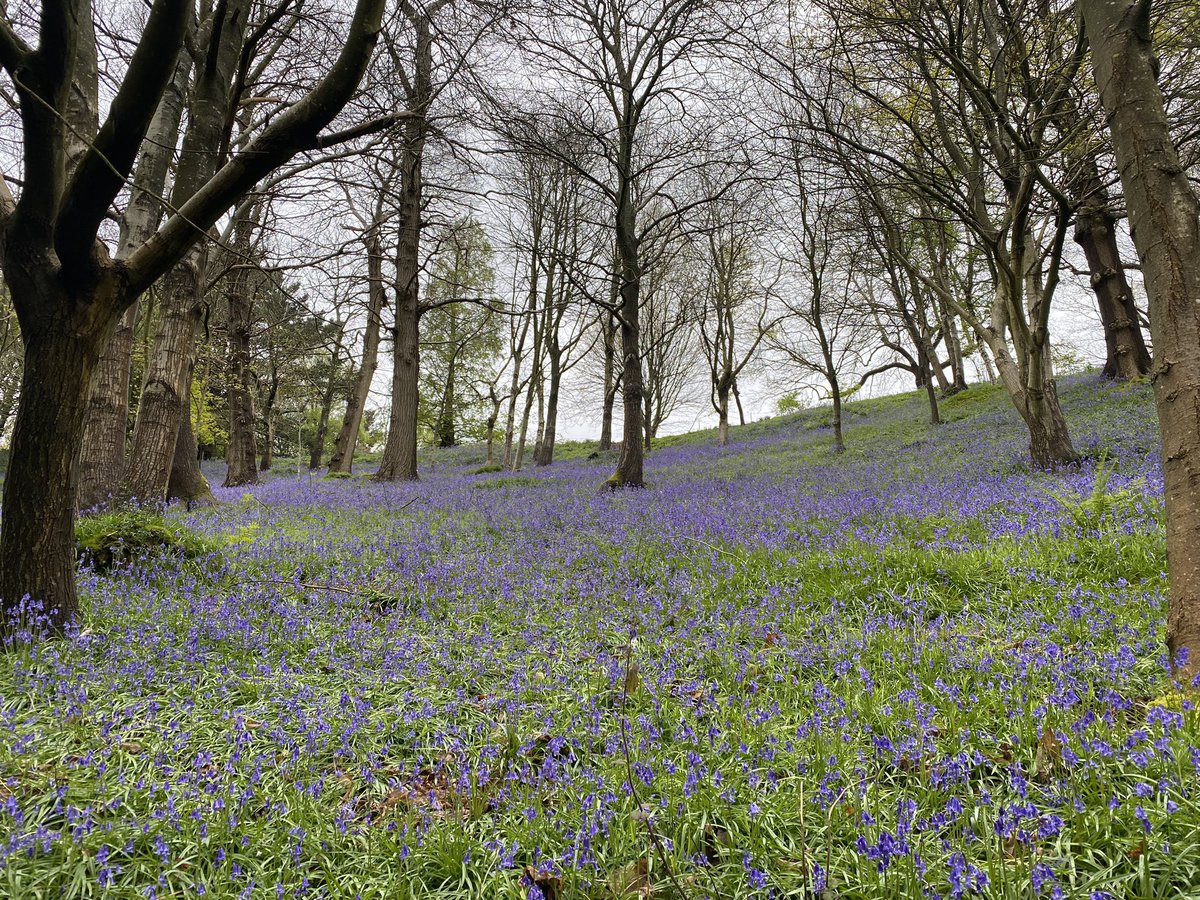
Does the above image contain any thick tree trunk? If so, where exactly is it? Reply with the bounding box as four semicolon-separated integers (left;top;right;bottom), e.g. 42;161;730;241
126;0;250;504
375;19;431;482
376;286;421;480
126;257;206;503
610;294;644;487
168;373;212;505
1083;0;1200;679
328;229;386;474
1072;178;1152;379
78;58;190;510
223;208;261;487
1;318;108;635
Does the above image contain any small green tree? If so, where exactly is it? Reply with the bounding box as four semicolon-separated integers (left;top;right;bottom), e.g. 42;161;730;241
419;218;502;448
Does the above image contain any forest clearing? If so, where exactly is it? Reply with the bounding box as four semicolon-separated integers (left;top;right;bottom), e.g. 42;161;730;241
2;378;1194;898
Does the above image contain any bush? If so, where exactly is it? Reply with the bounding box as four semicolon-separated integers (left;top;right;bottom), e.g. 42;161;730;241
75;508;217;572
470;463;504;475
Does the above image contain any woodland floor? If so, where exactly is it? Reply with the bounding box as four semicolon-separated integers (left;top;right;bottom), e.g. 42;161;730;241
2;375;1196;899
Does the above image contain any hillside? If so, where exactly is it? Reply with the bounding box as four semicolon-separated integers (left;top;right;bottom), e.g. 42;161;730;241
3;375;1193;899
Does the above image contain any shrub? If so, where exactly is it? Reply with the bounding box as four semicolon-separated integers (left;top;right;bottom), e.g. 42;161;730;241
75;508;217;572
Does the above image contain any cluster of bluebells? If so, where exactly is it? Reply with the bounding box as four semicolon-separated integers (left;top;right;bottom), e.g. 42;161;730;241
1;375;1197;898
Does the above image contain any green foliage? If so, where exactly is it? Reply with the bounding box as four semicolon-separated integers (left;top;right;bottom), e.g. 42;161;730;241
190;375;227;452
75;508;218;572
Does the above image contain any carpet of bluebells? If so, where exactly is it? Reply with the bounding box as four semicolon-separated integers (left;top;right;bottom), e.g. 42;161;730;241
2;376;1197;899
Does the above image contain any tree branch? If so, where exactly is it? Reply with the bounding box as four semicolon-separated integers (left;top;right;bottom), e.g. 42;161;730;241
123;0;386;298
55;0;190;270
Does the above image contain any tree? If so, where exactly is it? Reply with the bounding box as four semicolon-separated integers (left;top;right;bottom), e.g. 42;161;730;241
420;218;500;448
1082;0;1200;679
507;0;749;488
791;0;1087;467
0;0;387;634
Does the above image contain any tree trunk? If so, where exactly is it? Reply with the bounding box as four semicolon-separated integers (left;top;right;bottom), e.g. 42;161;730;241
717;383;730;446
1;317;108;636
78;60;189;511
991;340;1078;469
223;208;261;487
126;257;207;503
599;311;617;452
435;354;457;448
610;291;645;488
376;285;421;480
1072;174;1152;379
167;373;212;505
78;57;190;510
309;342;341;469
830;376;845;454
259;365;277;471
374;18;431;482
1083;0;1200;679
126;0;250;504
537;345;561;466
328;229;386;474
918;344;942;425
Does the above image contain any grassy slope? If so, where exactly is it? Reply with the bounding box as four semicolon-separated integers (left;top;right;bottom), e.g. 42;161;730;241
2;375;1196;900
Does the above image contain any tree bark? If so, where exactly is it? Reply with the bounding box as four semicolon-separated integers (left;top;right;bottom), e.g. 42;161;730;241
223;206;261;487
127;0;251;504
168;372;212;504
78;57;190;510
1083;0;1200;679
608;192;645;488
259;363;277;471
0;310;109;635
1072;164;1152;379
599;303;618;451
536;340;561;465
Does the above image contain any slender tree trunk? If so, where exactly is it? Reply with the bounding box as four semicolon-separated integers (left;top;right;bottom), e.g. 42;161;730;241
1083;0;1200;679
537;345;561;466
259;365;277;471
328;232;386;474
990;337;1078;468
78;58;190;510
223;207;261;487
717;383;730;447
310;338;342;468
436;355;457;448
732;380;746;426
599;311;617;451
829;374;845;453
918;344;942;425
484;387;500;465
